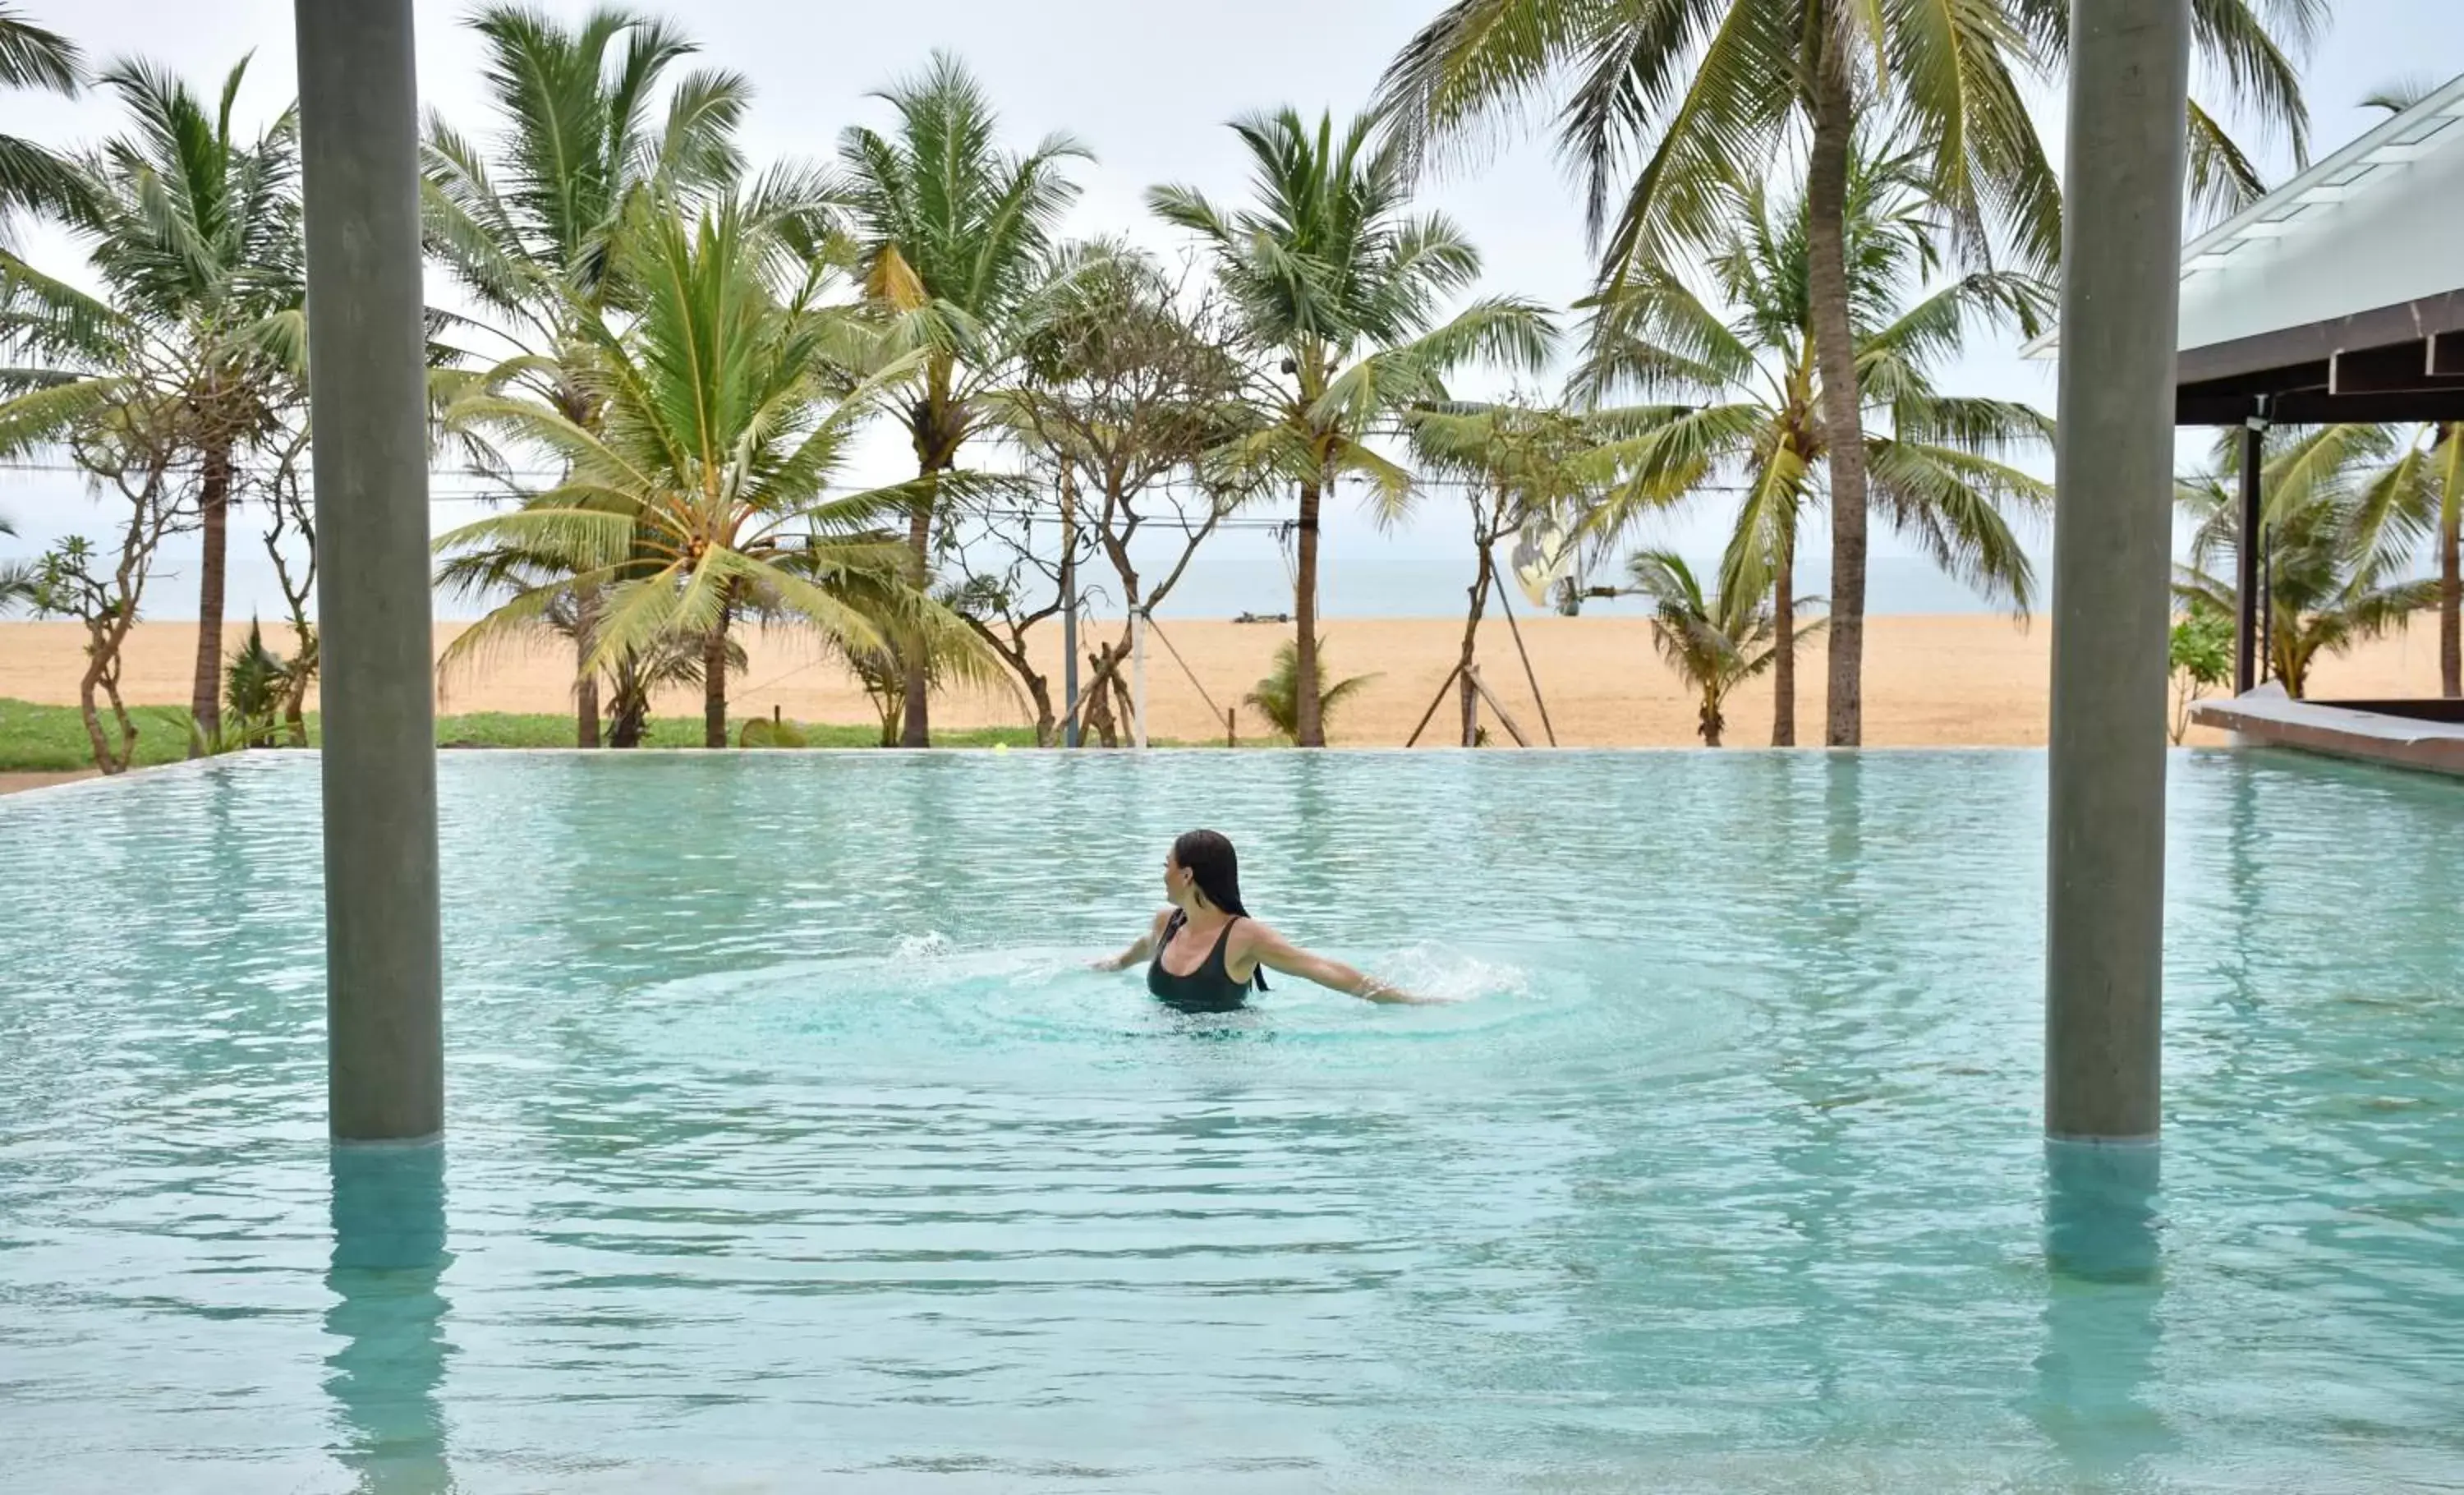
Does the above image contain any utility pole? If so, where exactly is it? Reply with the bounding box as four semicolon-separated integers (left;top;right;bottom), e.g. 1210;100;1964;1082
1060;460;1079;748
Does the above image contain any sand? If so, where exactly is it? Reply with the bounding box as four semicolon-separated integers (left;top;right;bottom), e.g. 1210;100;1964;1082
0;770;94;795
3;614;2452;750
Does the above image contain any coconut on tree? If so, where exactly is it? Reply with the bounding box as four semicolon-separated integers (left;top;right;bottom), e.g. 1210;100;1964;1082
1150;105;1553;746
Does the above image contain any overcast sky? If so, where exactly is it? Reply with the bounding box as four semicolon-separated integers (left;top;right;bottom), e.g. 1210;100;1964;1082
3;1;2460;616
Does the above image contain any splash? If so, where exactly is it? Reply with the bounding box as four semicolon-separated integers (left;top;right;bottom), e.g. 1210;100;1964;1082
618;941;1597;1078
888;931;956;963
1376;945;1538;1006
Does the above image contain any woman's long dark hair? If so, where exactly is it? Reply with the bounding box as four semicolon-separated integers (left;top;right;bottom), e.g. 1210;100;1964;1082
1173;829;1266;990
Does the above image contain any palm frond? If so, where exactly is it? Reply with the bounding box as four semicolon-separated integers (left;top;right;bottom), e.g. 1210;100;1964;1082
0;6;81;94
1865;437;2046;611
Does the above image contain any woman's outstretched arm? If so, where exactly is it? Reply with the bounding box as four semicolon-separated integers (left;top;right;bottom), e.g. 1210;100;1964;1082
1240;922;1437;1004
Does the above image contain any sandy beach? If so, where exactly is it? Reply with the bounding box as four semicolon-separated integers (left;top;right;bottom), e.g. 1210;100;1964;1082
3;614;2451;749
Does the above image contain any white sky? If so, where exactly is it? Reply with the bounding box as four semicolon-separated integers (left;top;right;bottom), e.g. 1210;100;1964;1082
2;1;2460;617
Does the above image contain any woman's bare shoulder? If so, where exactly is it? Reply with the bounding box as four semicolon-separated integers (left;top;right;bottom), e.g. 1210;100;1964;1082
1229;917;1285;952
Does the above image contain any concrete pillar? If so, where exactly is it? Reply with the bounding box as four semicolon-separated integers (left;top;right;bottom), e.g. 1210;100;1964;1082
2044;0;2192;1146
296;0;444;1143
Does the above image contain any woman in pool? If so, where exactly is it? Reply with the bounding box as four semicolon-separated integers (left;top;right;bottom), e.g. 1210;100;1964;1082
1094;830;1431;1010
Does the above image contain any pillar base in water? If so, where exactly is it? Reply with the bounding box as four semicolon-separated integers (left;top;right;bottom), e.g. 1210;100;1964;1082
2043;1138;2161;1284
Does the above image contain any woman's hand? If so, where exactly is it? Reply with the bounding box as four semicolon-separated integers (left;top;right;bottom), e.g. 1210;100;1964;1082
1094;912;1168;974
1353;976;1441;1005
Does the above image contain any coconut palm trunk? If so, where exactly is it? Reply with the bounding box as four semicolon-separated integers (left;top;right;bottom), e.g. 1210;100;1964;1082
1770;534;1795;746
574;586;602;748
187;444;232;752
2443;423;2462;698
1806;63;1873;748
576;664;601;748
1294;478;1324;748
2443;502;2460;698
1458;522;1496;746
900;476;935;746
704;611;731;749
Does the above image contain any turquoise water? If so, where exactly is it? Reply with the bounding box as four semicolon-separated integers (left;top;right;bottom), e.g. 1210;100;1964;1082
2;750;2461;1492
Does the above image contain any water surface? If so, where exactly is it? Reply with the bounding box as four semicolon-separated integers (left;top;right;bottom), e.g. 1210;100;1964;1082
2;750;2460;1491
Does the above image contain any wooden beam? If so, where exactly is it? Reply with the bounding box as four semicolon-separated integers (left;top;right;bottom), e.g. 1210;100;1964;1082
2177;289;2464;385
1466;666;1532;748
1488;570;1558;747
2431;330;2464;379
1404;662;1464;748
2178;359;2329;402
2181;388;2464;426
2328;339;2464;396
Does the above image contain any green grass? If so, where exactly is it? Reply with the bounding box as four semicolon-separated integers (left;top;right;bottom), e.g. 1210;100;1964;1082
0;697;1059;771
0;699;197;771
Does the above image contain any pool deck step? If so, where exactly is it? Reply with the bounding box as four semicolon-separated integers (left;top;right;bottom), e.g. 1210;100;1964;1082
2192;687;2464;777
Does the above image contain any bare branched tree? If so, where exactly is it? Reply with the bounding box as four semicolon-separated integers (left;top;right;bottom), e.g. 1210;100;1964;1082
978;250;1262;746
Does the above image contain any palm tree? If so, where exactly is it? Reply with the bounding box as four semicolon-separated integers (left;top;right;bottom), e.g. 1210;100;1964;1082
422;4;772;746
0;513;33;611
838;52;1088;747
1377;0;2317;745
0;57;303;751
1151;107;1554;745
436;194;983;748
1577;140;2050;745
2345;81;2463;698
2345;424;2464;698
0;5;85;237
2177;426;2434;699
1246;636;1378;743
1626;550;1815;747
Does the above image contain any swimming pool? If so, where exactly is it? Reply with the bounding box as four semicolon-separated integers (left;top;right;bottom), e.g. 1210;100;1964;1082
3;750;2460;1491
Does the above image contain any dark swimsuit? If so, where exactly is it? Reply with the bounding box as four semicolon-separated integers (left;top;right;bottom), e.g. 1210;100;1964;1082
1147;911;1257;1013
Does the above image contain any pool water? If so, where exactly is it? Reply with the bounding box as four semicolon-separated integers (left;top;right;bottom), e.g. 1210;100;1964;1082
2;750;2461;1492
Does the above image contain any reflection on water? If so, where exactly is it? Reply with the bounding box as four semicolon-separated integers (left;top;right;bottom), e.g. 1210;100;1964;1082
2033;1141;2174;1488
327;1143;454;1494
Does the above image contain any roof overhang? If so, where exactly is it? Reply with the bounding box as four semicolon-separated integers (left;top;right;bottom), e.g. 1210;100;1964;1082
2025;73;2464;427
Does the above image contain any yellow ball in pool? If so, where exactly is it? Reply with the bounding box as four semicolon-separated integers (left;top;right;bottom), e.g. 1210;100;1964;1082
994;743;1009;753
